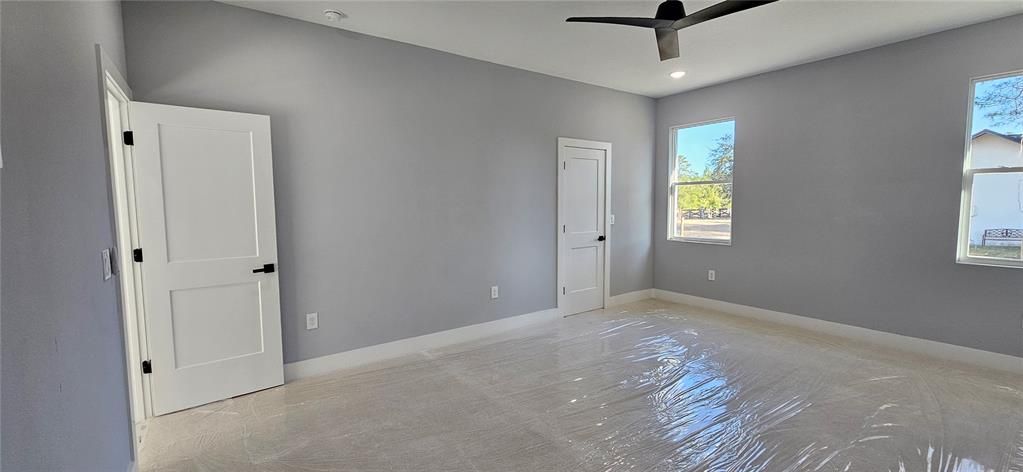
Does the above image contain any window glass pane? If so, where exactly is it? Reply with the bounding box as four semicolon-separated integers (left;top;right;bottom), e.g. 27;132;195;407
969;74;1022;170
967;172;1023;261
672;183;732;242
674;120;735;182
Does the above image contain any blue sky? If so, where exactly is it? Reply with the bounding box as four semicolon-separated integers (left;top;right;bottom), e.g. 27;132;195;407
972;76;1020;135
675;119;734;175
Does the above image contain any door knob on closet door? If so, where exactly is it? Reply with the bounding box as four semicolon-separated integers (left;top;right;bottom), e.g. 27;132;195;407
597;236;606;241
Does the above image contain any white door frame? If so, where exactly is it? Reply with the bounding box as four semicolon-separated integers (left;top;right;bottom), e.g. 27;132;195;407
97;45;151;458
556;137;612;314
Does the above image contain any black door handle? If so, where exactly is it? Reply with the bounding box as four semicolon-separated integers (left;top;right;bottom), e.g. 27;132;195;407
253;263;275;274
597;235;606;241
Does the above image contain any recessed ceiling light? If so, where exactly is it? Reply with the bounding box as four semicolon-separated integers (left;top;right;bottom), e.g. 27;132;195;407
670;71;686;79
323;9;346;22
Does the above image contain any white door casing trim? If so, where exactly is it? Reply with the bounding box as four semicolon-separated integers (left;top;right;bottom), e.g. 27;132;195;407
557;137;612;315
97;45;150;459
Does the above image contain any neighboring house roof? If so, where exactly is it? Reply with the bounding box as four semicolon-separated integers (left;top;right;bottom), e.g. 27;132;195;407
972;129;1023;144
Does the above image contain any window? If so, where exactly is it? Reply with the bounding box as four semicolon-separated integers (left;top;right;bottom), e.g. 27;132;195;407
669;119;735;244
958;71;1023;267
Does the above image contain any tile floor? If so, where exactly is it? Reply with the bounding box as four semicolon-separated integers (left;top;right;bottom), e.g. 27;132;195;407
140;300;1023;471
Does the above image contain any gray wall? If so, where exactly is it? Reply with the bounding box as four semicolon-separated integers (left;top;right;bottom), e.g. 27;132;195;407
655;15;1023;358
1;2;134;471
122;1;656;363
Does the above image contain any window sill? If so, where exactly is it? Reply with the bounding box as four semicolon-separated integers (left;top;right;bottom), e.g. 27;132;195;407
668;237;732;246
956;257;1023;270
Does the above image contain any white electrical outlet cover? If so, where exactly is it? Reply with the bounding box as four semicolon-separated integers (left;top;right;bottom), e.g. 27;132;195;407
306;313;319;330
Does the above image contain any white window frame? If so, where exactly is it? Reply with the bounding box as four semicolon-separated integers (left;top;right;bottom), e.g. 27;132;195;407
667;117;736;245
956;70;1023;269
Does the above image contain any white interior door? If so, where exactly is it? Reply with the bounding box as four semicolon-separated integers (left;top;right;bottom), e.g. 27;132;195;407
558;138;610;316
130;102;283;415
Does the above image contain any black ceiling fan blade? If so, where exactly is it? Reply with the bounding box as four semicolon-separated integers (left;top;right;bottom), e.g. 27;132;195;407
655;28;679;61
671;0;777;30
566;17;673;29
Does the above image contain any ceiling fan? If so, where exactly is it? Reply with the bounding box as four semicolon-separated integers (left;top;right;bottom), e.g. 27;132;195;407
567;0;778;61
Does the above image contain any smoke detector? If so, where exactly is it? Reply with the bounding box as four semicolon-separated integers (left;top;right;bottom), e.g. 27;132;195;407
323;9;346;22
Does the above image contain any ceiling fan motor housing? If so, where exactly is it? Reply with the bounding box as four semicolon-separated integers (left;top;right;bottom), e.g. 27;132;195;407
655;0;686;21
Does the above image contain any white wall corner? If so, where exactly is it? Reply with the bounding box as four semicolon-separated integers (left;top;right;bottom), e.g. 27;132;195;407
651;289;1023;376
284;307;564;382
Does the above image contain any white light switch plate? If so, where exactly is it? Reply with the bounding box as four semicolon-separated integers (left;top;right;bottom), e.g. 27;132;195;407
306;313;319;330
708;270;716;281
491;286;499;299
609;214;615;225
101;249;113;281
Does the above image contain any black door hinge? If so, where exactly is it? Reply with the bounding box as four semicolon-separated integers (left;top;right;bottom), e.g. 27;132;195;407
123;131;134;146
132;248;143;262
141;360;152;374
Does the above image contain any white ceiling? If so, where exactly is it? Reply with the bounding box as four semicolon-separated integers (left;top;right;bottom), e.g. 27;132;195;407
223;0;1023;98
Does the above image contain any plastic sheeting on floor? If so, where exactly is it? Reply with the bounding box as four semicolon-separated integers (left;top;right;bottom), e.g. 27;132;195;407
140;300;1023;471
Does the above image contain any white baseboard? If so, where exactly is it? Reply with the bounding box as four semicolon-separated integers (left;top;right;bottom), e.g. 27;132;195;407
651;289;1023;375
285;291;1021;382
284;308;563;382
607;289;654;306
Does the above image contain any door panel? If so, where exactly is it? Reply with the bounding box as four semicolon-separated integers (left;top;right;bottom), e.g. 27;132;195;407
169;282;264;368
567;246;599;292
131;102;283;415
559;141;608;315
158;124;259;262
566;157;600;233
